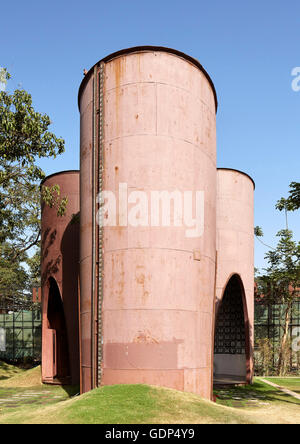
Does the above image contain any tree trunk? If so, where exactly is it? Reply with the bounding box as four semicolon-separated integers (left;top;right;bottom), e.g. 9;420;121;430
278;303;292;376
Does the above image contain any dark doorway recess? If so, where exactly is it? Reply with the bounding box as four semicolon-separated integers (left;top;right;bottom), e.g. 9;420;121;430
213;274;251;385
47;278;70;382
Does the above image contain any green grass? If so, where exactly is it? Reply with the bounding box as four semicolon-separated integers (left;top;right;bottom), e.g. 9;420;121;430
263;378;300;395
1;381;300;424
53;384;258;424
0;363;299;424
0;384;257;424
214;378;300;408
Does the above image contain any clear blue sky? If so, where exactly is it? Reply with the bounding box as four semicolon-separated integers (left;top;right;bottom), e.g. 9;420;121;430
1;0;299;271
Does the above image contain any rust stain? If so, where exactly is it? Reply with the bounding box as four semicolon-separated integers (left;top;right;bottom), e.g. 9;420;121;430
114;57;122;90
133;330;159;344
114;57;125;136
111;254;125;305
136;272;145;285
117;255;125;306
135;265;150;303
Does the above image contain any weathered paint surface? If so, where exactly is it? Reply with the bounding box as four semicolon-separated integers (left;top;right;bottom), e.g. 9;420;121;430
41;171;80;385
216;169;255;382
79;49;217;399
76;47;255;401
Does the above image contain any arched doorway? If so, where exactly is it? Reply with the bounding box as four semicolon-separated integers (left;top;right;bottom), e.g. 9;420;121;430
47;278;70;382
213;274;251;385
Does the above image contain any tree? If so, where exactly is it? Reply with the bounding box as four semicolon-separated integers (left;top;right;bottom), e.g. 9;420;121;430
256;229;300;375
0;242;29;307
256;181;300;375
0;71;65;303
276;182;300;213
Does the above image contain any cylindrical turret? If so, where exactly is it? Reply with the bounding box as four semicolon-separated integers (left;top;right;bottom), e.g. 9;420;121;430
41;170;80;385
215;168;255;383
79;47;217;399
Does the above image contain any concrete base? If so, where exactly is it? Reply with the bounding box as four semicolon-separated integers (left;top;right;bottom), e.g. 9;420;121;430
213;374;246;386
43;376;71;386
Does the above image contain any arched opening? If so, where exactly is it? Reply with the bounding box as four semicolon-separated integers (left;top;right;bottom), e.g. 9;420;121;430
47;278;70;382
213;274;251;385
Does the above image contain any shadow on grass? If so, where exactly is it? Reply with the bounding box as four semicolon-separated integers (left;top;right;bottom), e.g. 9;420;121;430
61;385;80;397
264;379;300;396
214;380;300;408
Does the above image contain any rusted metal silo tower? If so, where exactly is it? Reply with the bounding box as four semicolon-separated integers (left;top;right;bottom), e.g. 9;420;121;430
78;47;218;399
214;169;254;384
41;171;80;385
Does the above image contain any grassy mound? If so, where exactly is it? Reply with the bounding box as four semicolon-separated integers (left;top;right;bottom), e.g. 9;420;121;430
0;364;299;424
0;365;41;387
0;361;25;381
0;384;258;424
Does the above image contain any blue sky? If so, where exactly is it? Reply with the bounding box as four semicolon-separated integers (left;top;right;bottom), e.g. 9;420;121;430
1;0;299;270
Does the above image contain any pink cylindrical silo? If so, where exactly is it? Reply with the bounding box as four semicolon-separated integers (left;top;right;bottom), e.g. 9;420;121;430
41;170;80;386
215;168;254;383
78;47;217;399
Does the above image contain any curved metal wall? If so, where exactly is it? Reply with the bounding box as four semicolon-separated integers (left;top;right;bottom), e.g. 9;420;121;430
41;171;80;385
79;48;217;399
215;168;255;381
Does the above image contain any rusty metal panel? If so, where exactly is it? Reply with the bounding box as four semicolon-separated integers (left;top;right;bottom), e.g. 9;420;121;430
216;169;255;383
41;171;80;386
79;48;217;400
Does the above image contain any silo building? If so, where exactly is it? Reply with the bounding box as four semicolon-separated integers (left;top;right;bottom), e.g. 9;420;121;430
40;47;254;401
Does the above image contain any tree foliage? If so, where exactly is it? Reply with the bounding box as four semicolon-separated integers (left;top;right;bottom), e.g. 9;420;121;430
276;182;300;212
0;86;64;169
256;229;300;375
41;184;68;218
0;73;65;303
258;230;300;304
256;178;300;375
0;243;29;301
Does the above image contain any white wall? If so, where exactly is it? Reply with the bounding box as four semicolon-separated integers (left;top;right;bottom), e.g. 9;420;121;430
214;354;246;377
